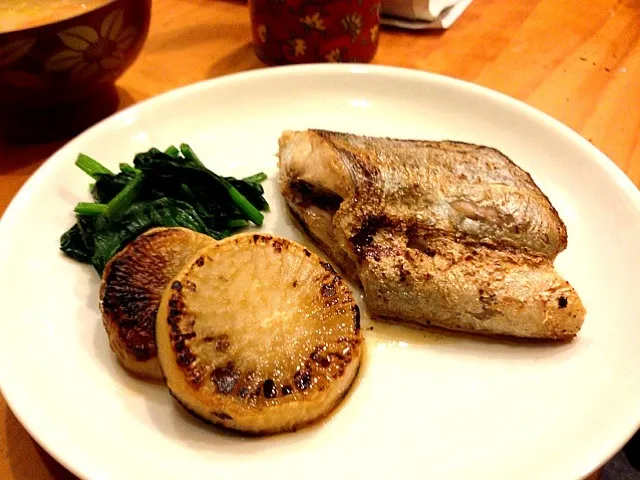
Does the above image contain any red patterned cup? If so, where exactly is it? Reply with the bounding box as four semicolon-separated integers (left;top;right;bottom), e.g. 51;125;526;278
249;0;381;65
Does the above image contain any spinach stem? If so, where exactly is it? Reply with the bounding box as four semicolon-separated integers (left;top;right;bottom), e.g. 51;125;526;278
178;143;264;224
226;219;248;228
220;177;264;226
119;163;141;175
164;145;180;158
242;172;268;184
104;173;144;219
76;153;113;179
74;202;107;216
180;143;205;168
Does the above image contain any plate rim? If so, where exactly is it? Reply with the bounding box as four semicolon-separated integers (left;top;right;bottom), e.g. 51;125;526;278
1;63;639;480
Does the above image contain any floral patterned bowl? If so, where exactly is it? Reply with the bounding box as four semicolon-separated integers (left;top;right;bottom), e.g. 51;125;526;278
0;0;151;110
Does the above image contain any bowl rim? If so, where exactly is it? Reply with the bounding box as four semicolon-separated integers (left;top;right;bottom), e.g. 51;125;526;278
0;0;125;36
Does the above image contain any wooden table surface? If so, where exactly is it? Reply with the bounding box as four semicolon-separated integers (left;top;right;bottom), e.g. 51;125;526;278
2;0;639;478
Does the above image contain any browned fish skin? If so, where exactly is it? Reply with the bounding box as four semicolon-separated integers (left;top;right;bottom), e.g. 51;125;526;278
278;129;586;339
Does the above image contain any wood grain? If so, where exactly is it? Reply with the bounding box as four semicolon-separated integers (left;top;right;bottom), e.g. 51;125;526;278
1;0;637;477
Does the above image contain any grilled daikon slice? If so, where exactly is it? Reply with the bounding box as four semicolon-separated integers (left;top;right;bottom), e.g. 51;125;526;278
156;233;362;434
100;227;215;380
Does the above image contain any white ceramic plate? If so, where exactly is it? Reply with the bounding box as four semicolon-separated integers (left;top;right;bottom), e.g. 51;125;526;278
1;65;639;480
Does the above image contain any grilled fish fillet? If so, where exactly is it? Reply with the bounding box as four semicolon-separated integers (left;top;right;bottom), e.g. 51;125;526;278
278;129;586;339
